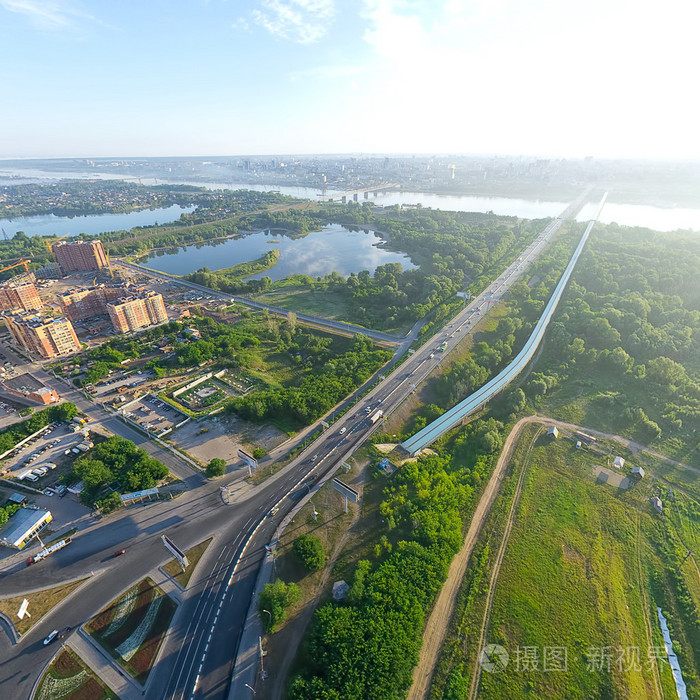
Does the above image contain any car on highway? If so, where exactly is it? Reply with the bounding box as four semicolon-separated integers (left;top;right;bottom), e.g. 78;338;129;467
311;455;318;462
43;630;59;646
113;549;126;557
268;507;279;517
339;426;347;434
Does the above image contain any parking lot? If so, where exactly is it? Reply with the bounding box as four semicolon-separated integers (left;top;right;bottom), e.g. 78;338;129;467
2;422;93;494
121;394;186;436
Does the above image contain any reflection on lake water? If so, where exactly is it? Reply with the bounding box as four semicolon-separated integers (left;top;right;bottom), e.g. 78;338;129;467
0;204;195;238
142;225;416;280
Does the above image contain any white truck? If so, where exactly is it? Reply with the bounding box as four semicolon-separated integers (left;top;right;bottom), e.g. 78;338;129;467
369;410;384;425
26;538;72;566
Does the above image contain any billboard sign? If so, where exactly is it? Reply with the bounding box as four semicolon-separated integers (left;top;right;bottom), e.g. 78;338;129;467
237;449;257;471
120;487;159;503
17;599;30;619
332;479;359;503
162;534;189;571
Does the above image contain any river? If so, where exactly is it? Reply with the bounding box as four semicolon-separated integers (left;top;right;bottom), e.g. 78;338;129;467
2;167;700;232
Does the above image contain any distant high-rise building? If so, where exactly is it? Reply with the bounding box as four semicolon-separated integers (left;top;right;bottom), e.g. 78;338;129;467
53;240;108;272
107;292;168;333
0;274;43;312
4;313;80;359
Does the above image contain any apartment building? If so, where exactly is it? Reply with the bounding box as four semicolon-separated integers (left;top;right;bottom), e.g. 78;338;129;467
4;313;80;359
107;292;168;333
53;240;108;272
59;284;131;322
0;274;43;312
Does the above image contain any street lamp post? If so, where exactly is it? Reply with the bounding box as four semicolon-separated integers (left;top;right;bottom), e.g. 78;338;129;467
244;683;256;695
261;608;271;630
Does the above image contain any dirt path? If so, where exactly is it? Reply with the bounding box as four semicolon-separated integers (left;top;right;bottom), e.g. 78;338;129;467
467;425;541;700
549;419;700;474
407;416;540;700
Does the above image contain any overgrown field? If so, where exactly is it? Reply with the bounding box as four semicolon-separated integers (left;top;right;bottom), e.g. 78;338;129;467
434;434;700;700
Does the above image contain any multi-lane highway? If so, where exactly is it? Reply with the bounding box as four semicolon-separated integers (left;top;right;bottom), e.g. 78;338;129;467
401;192;608;454
0;193;591;699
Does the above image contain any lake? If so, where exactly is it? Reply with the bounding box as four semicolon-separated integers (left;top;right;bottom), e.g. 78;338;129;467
0;204;195;238
141;224;416;280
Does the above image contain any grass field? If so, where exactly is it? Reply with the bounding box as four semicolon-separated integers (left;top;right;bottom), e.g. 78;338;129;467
254;281;349;321
85;577;176;685
433;433;700;700
0;577;89;636
163;536;213;588
35;647;116;700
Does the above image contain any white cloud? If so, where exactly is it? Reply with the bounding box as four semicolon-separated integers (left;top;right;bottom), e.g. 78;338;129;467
252;0;336;44
0;0;99;30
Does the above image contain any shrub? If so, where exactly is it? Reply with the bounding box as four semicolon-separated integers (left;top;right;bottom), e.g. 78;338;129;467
293;534;326;571
259;579;300;633
206;458;226;478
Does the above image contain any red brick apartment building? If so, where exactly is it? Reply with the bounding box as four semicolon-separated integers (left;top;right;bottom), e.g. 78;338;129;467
0;274;43;312
53;240;108;272
59;285;131;322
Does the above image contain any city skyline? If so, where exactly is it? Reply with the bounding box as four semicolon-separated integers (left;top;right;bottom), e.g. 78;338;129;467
1;0;698;160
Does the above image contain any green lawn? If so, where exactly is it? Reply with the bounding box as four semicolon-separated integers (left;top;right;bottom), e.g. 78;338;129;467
255;284;349;321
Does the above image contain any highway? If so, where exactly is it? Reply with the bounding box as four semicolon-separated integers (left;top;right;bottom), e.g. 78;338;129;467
401;192;608;454
0;193;590;699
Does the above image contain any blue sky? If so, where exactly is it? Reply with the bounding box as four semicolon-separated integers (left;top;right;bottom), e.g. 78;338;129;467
1;0;698;159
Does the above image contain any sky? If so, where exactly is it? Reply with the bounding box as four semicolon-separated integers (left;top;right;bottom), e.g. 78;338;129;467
1;0;698;160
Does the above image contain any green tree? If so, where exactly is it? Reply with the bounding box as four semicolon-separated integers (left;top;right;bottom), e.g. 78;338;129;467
293;534;326;571
97;491;123;514
259;579;300;632
206;458;226;478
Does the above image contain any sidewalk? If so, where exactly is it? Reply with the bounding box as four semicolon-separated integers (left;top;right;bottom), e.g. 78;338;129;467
68;629;143;700
227;549;274;699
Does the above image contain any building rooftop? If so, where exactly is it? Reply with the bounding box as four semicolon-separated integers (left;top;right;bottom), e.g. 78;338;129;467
4;311;71;328
4;373;47;392
0;508;51;547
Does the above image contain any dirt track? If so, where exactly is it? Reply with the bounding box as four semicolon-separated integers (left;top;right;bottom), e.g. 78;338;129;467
407;415;541;700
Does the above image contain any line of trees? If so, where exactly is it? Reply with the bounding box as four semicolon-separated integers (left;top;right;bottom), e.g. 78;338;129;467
289;447;494;699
